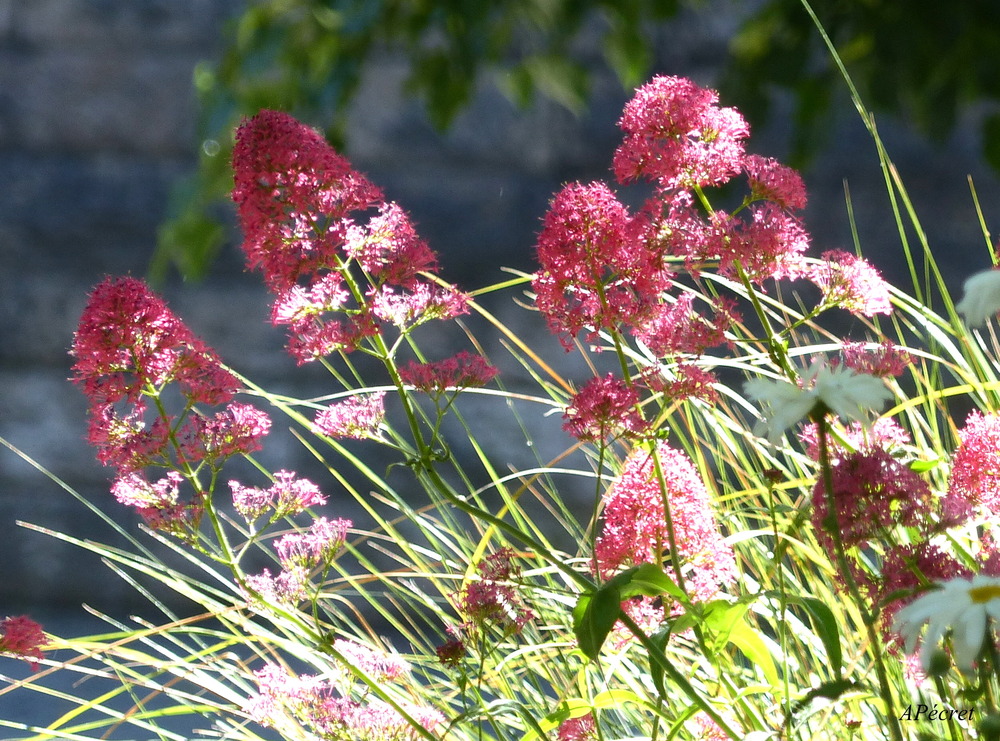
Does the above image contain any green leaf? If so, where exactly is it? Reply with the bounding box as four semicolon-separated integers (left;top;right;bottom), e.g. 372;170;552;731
572;585;622;661
620;562;685;600
908;458;941;473
726;618;780;689
787;595;844;677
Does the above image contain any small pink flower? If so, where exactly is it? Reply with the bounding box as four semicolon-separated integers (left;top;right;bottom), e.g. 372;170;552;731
370;282;469;328
799;417;911;462
633;293;737;358
811;448;945;551
245;566;310;606
111;470;203;533
344;201;439;286
398;351;498;396
868;542;971;643
435;638;465;666
743;154;807;210
230;470;327;520
949;410;1000;516
613;75;749;189
112;470;183;509
313;392;386;439
718;203;810;282
86;404;170;473
0;616;45;670
71;277;239;407
594;442;736;603
557;712;597;741
532;181;671;346
232;110;382;292
838;341;912;378
189;402;272;462
563;374;648;442
662;363;719;403
333;638;410;681
456;549;533;635
807;250;893;316
285;311;380;363
275;517;351;570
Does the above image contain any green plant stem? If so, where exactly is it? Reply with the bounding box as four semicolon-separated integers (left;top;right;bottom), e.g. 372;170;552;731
816;416;903;741
617;611;741;738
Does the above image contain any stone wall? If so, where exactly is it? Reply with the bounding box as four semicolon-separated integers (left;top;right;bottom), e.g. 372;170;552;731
2;0;999;613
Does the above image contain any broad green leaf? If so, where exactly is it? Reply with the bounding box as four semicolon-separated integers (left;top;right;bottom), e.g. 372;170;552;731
572;585;622;661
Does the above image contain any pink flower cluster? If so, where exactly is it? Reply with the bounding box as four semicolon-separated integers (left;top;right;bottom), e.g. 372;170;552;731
811;447;950;551
0;615;45;670
780;249;893;316
562;374;647;442
557;712;597;741
245;662;443;741
232;110;468;363
397;350;499;397
230;469;327;521
948;410;1000;516
232;473;351;607
837;341;912;378
456;547;533;637
533;77;893;440
594;443;736;605
71;277;271;531
332;638;410;682
275;516;350;570
313;392;386;439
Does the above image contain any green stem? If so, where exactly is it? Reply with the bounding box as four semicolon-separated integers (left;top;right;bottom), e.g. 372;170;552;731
816;416;903;741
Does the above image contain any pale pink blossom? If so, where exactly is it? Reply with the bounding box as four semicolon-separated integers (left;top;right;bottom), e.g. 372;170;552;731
743;153;807;210
532;181;671;346
275;517;351;570
313;392;386;439
333;638;410;682
594;443;736;602
398;351;498;396
948;410;1000;516
807;250;893;316
230;470;327;520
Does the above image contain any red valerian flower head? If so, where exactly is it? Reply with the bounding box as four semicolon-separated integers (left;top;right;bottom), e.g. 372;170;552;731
275;516;351;570
743;154;808;211
805;250;893;316
837;341;912;378
949;410;1000;517
532;181;672;347
398;351;499;397
230;470;327;521
594;442;736;602
313;392;386;439
613;75;749;189
71;277;240;408
232;110;383;292
0;615;46;670
562;373;648;442
811;447;947;551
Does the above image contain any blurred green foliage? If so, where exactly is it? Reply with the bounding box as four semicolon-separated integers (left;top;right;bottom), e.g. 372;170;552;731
153;0;1000;282
151;0;680;282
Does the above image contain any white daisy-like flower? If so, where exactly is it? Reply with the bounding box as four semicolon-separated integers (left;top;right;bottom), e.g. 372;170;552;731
956;268;1000;327
892;575;1000;675
743;360;893;443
